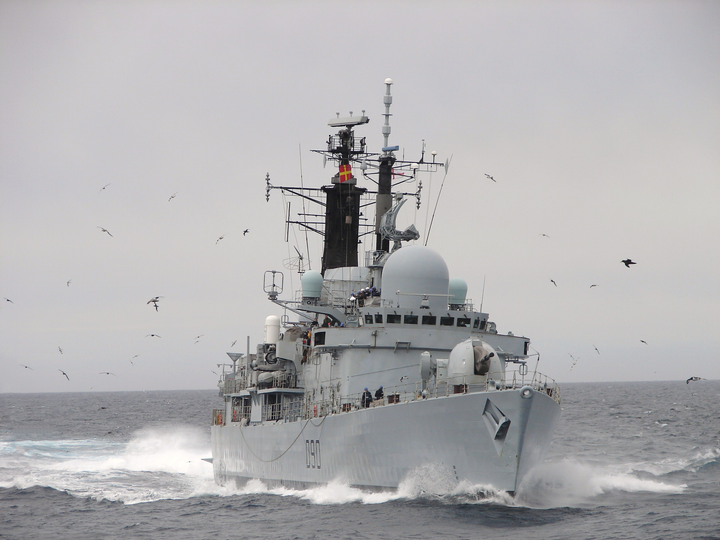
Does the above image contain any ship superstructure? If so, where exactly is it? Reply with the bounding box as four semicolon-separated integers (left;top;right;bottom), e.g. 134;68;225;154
211;79;560;494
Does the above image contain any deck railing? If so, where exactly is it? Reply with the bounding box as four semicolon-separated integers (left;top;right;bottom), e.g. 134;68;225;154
213;370;560;426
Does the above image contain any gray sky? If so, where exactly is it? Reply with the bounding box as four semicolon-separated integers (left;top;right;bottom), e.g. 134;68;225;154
2;1;718;393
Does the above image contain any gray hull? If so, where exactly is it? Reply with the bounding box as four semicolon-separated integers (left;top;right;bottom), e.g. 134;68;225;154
212;387;560;493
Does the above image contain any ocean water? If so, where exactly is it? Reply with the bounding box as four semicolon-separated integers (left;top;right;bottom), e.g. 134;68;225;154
1;382;719;540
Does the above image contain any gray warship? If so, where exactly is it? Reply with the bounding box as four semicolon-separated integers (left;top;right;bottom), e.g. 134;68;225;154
210;79;561;495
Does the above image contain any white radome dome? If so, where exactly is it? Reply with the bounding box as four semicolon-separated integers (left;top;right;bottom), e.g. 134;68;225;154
381;245;449;310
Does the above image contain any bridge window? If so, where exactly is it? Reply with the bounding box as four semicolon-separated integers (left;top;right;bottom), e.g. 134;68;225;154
365;315;373;325
375;314;383;324
457;317;471;327
440;316;454;326
421;315;436;325
404;314;418;325
387;314;401;324
314;331;325;345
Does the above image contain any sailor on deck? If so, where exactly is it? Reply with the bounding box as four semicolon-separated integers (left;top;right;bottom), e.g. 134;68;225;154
361;388;373;408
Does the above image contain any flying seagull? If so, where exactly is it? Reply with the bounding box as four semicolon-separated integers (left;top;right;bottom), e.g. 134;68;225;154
569;353;580;370
168;192;177;202
67;280;72;287
130;354;138;366
4;297;13;303
99;372;116;376
550;279;557;287
19;364;34;370
243;229;249;236
147;296;163;311
98;226;113;237
484;173;496;182
146;333;161;338
231;340;237;347
216;235;225;244
58;369;70;381
686;376;704;384
621;259;636;267
593;345;600;354
589;284;598;288
99;183;111;193
58;346;63;354
540;233;550;238
640;340;648;345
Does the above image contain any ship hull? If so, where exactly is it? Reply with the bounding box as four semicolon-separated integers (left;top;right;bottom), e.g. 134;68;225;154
211;387;560;493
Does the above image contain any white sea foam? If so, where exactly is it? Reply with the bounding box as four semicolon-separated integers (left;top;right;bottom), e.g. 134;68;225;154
516;458;687;507
3;427;708;508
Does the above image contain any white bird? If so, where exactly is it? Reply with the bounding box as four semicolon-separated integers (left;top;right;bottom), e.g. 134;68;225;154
569;353;580;370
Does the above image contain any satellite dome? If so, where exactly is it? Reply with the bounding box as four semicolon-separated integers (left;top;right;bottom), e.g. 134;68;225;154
301;270;323;299
381;245;449;310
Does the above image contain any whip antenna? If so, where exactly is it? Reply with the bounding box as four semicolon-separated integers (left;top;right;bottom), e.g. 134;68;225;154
424;155;452;246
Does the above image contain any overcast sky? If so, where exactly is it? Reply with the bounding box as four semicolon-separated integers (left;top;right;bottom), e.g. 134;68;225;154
2;1;718;393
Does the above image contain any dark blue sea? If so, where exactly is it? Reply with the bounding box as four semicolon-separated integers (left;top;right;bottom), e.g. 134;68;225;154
1;381;719;540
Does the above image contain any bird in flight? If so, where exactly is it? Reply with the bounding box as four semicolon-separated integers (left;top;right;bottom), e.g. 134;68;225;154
216;235;225;244
146;333;161;338
98;227;113;237
550;279;557;287
99;183;111;193
540;233;550;238
243;229;249;236
589;284;598;288
484;173;496;182
569;353;580;370
130;354;138;366
147;296;163;311
640;340;648;345
99;372;116;376
67;280;72;287
593;345;600;354
4;297;13;303
58;369;70;381
168;192;177;202
58;346;63;354
621;259;636;267
686;376;704;384
231;340;237;347
19;364;34;370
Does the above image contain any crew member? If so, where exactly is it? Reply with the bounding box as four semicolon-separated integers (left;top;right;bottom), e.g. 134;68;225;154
361;388;373;408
